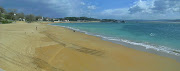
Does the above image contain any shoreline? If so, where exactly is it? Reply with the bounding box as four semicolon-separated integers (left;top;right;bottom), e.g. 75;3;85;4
50;23;180;62
109;39;180;62
0;22;180;71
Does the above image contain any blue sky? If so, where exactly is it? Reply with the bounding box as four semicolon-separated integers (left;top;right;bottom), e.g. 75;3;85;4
0;0;180;20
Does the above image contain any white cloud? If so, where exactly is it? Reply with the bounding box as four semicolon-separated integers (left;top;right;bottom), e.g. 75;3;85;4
99;8;131;19
26;0;97;17
41;0;82;17
129;0;180;14
99;0;180;20
19;0;180;19
129;0;154;14
87;5;96;10
101;8;129;16
80;2;86;5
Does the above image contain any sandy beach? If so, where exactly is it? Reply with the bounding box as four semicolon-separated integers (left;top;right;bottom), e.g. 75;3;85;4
0;21;180;71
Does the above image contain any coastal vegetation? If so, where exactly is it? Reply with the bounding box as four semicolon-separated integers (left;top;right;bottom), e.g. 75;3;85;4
0;6;46;24
64;17;100;21
1;6;126;24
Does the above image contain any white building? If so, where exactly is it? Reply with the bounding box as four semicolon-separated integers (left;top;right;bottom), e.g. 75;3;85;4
38;17;43;21
18;18;26;21
64;20;69;22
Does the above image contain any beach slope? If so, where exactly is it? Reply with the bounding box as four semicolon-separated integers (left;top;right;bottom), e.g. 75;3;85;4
0;22;180;71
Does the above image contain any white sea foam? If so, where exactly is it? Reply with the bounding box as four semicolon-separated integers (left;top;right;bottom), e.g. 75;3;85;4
106;38;180;56
0;68;4;71
52;25;180;56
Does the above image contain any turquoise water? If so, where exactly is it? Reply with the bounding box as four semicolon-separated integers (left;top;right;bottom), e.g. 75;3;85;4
51;22;180;56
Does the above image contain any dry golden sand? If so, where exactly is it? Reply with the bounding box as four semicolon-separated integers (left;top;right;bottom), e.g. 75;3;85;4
0;22;180;71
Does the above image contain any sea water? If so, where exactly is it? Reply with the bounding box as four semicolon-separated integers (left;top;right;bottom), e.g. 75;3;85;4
51;22;180;56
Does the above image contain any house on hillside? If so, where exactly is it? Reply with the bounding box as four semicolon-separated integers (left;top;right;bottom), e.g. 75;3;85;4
53;19;62;22
38;17;43;21
63;20;69;22
77;20;88;22
18;18;26;21
46;18;49;21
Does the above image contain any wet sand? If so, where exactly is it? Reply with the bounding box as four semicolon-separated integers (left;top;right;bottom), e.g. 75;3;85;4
0;22;180;71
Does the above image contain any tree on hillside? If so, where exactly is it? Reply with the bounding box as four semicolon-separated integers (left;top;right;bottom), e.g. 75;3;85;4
4;12;14;20
4;9;18;20
17;12;25;19
64;17;79;21
79;17;88;20
0;6;6;20
0;6;6;13
25;14;36;22
63;17;100;21
35;16;42;20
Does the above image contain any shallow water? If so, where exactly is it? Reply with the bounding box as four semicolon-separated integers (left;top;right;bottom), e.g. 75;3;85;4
51;22;180;56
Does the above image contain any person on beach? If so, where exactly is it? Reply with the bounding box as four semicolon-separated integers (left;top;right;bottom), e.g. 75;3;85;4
73;30;75;32
36;26;37;30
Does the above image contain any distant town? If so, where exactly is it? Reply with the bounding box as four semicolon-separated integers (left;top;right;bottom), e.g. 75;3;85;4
0;6;128;24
